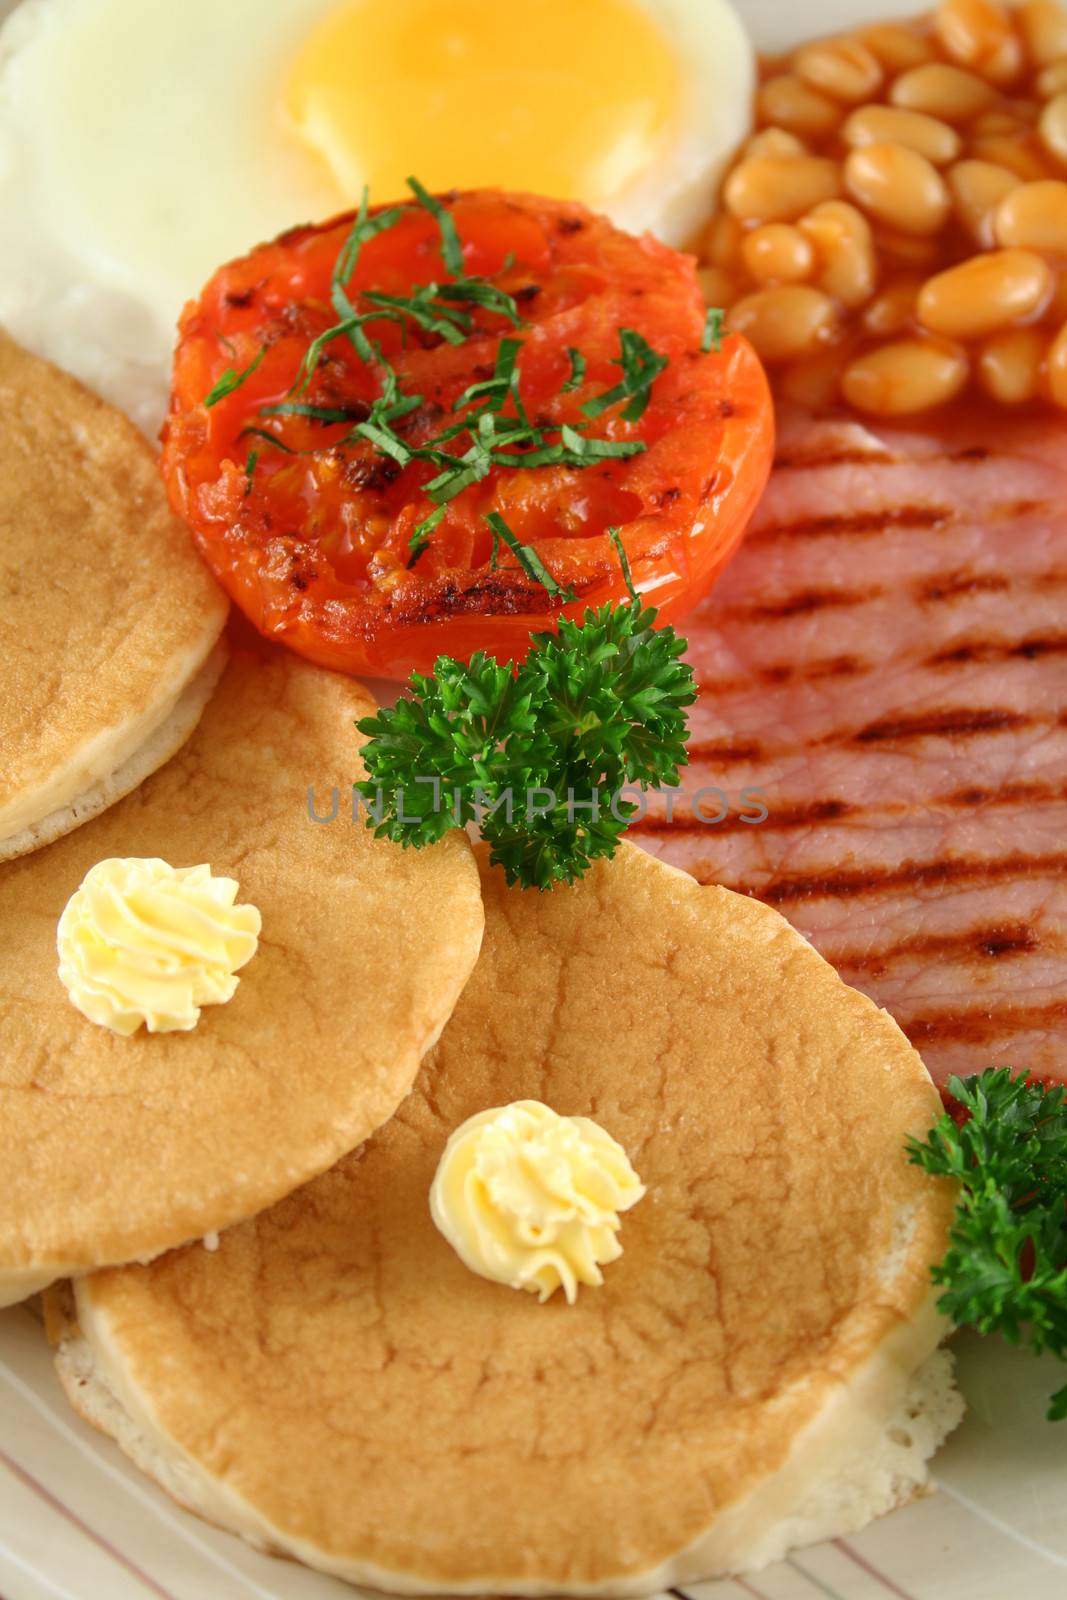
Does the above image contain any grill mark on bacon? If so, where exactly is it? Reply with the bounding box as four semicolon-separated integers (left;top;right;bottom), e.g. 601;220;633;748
721;585;884;623
913;565;1067;603
750;504;951;543
696;653;868;694
946;776;1067;806
631;798;855;836
914;570;1012;603
902;1000;1067;1047
684;709;1049;771
773;446;898;469
715;561;1065;631
851;706;1034;744
698;633;1067;699
636;776;1067;840
752;850;1067;906
684;738;767;764
927;634;1067;668
838;923;1046;976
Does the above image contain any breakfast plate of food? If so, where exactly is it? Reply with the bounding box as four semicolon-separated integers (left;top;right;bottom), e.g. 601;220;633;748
1;0;1065;1597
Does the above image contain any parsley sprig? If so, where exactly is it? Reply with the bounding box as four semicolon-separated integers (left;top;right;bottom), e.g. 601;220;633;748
355;525;696;889
908;1069;1067;1421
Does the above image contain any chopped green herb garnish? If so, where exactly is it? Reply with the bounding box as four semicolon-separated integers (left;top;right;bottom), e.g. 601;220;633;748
607;525;637;603
435;277;526;329
484;512;577;604
561;347;587;393
554;423;644;463
345;383;424;466
204;345;265;408
243;448;258;496
291;310;405;396
421;436;494;502
333;187;407;291
908;1069;1067;1422
408;503;447;561
701;306;725;355
407;175;465;278
224;179;675;549
259;401;371;424
581;328;668;424
237;425;297;454
362;286;471;346
455;337;523;414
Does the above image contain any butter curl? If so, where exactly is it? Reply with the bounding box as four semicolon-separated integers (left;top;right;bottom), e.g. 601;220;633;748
430;1099;645;1303
57;858;260;1035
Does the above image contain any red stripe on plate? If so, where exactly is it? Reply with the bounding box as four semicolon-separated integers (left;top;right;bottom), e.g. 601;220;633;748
0;1447;179;1600
834;1537;919;1600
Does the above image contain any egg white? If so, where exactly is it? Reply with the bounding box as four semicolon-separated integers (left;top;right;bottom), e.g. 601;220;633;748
0;0;751;436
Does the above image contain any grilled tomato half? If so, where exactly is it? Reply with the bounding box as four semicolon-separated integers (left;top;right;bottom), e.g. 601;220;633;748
162;187;772;678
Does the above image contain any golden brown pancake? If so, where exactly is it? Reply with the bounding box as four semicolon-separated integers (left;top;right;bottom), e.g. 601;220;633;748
47;845;961;1593
1;652;483;1305
0;328;228;861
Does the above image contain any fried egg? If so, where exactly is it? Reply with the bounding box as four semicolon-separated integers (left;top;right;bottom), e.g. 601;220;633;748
0;0;751;434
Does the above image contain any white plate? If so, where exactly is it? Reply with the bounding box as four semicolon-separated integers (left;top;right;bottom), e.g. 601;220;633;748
2;2;1065;1598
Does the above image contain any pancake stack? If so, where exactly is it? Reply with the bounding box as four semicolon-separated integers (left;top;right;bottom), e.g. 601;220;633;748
0;333;963;1591
0;334;484;1305
0;331;228;861
43;847;962;1591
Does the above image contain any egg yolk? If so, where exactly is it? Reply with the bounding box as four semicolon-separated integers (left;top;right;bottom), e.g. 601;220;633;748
285;0;680;209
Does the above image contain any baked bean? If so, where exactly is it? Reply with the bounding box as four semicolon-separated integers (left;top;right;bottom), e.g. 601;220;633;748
1039;91;1067;164
862;275;924;336
1037;62;1067;98
758;75;843;138
860;23;937;73
697;266;738;306
1045;315;1067;403
995;178;1067;254
724;155;842;223
740;223;815;283
706;4;1067;417
1046;268;1067;321
794;39;884;104
799;201;878;307
933;0;1020;80
841;337;970;412
744;128;809;159
842;104;961;164
872;229;944;268
978;326;1046;400
728;286;839;362
890;62;999;120
917;248;1053;337
702;213;743;269
981;35;1027;86
844;143;951;234
970;134;1051;178
948;158;1022;244
972;109;1029;136
1018;1;1067;68
778;347;849;409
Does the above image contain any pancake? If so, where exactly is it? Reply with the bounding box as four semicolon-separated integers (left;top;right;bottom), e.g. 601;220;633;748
1;652;483;1306
46;844;963;1592
0;328;228;861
